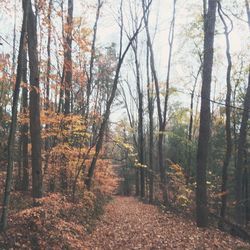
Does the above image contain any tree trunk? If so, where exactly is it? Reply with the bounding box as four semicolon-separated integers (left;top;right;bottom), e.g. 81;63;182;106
58;0;65;114
12;0;17;75
235;0;250;226
64;0;73;115
27;0;43;199
142;0;176;205
85;0;102;119
187;66;201;184
132;36;145;198
145;36;154;203
44;0;52;173
218;2;232;222
235;72;250;225
21;44;29;191
196;0;217;228
0;0;28;231
142;0;167;204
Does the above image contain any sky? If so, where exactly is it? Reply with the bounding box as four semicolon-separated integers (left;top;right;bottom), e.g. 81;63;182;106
0;0;249;123
86;0;250;122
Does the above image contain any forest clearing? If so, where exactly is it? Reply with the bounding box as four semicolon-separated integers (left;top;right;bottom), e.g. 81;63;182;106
0;0;250;249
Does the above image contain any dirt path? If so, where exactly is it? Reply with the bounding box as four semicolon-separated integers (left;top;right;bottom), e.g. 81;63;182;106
84;196;249;250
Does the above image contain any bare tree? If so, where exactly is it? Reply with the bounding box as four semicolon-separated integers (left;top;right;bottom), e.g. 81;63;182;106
58;0;65;113
64;0;73;115
85;0;152;190
119;80;140;195
27;0;43;198
84;0;103;119
186;64;202;184
142;0;176;205
196;0;217;228
235;0;250;225
21;42;29;191
146;40;154;203
129;2;145;198
44;0;53;172
217;1;233;223
0;0;28;231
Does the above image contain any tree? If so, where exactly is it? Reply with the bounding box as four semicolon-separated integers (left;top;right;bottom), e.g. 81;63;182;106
64;0;73;115
84;0;103;119
146;41;154;203
142;0;176;205
85;0;151;190
21;42;29;191
234;0;250;225
196;0;217;228
0;0;28;231
27;0;43;198
130;7;145;198
217;1;233;223
119;79;139;195
44;0;53;172
187;64;202;184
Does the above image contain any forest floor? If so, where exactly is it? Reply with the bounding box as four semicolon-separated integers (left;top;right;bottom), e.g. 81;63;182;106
84;196;250;250
1;193;250;249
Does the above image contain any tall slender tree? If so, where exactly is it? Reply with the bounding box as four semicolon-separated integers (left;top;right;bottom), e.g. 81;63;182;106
142;0;176;205
27;0;43;198
196;0;217;228
84;0;103;119
64;0;73;115
234;0;250;225
187;64;202;184
58;0;65;114
217;1;233;222
146;41;154;203
44;0;53;172
0;0;28;231
130;6;145;198
21;42;29;191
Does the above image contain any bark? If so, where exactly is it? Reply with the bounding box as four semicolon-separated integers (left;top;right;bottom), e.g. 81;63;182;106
246;0;250;25
218;2;233;221
245;2;250;222
0;0;28;231
12;0;17;75
235;72;250;225
146;41;154;203
58;0;65;114
235;0;250;226
16;131;22;190
60;0;74;192
196;0;217;228
44;0;52;172
245;168;250;224
64;0;73;115
27;0;43;198
132;38;145;198
21;44;29;191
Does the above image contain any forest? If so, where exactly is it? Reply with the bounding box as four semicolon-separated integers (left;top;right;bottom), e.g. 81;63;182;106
0;0;250;249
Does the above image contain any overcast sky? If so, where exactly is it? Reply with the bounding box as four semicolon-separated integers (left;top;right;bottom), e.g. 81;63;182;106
0;0;249;122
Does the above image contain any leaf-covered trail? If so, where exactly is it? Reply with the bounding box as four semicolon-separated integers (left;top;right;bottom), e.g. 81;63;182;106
84;196;249;250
